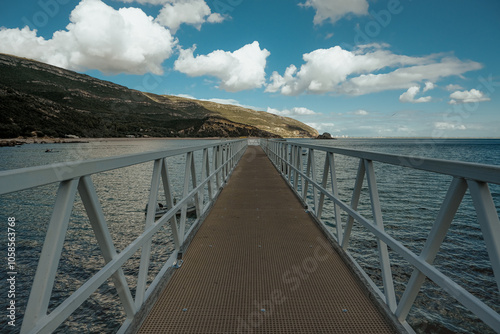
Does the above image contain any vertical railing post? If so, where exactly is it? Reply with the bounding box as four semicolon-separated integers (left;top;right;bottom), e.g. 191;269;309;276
274;141;277;166
294;146;301;193
283;143;287;175
281;142;286;174
288;144;294;185
223;144;228;181
218;145;223;183
278;142;282;173
273;141;276;166
227;143;232;172
293;145;298;188
226;144;230;180
230;143;234;170
276;142;280;171
272;141;276;165
214;145;221;189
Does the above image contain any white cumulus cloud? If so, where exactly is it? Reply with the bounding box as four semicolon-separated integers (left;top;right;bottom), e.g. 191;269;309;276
423;81;435;92
300;0;369;25
449;89;490;104
434;122;466;130
174;41;270;92
306;122;336;134
203;98;259;110
117;0;172;4
352;109;369;115
173;94;259;110
266;44;482;97
155;0;225;33
267;107;318;116
446;84;464;91
0;0;176;75
399;85;432;103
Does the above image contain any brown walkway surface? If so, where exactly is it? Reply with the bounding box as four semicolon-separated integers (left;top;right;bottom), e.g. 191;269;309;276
138;147;397;333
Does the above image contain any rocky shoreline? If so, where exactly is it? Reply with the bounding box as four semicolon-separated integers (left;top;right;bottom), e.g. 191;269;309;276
0;137;89;147
0;136;235;147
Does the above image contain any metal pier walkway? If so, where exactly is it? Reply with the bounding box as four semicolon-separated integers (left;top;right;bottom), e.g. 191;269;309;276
4;139;499;333
138;147;398;333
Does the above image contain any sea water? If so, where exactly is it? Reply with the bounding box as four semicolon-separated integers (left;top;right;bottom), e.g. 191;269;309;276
0;138;499;333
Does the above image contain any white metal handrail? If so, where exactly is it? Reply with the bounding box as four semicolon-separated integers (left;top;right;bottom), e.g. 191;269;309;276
261;139;500;334
0;139;247;334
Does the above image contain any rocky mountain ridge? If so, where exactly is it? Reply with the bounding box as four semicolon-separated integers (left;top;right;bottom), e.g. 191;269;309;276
0;53;318;139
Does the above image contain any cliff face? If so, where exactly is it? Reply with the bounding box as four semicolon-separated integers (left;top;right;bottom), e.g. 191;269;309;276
0;53;318;139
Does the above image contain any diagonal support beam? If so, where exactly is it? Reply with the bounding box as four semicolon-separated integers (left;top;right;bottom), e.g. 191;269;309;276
304;149;318;213
135;159;162;307
364;159;397;311
396;177;467;322
180;152;200;240
201;148;213;204
21;178;80;334
329;153;343;244
342;159;365;250
317;152;330;219
190;150;201;217
468;180;500;292
161;158;180;251
77;176;136;317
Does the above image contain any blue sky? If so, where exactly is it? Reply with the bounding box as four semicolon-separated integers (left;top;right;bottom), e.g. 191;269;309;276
1;0;499;137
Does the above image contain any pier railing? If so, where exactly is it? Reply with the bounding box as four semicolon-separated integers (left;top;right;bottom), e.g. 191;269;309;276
0;139;247;334
262;139;500;333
